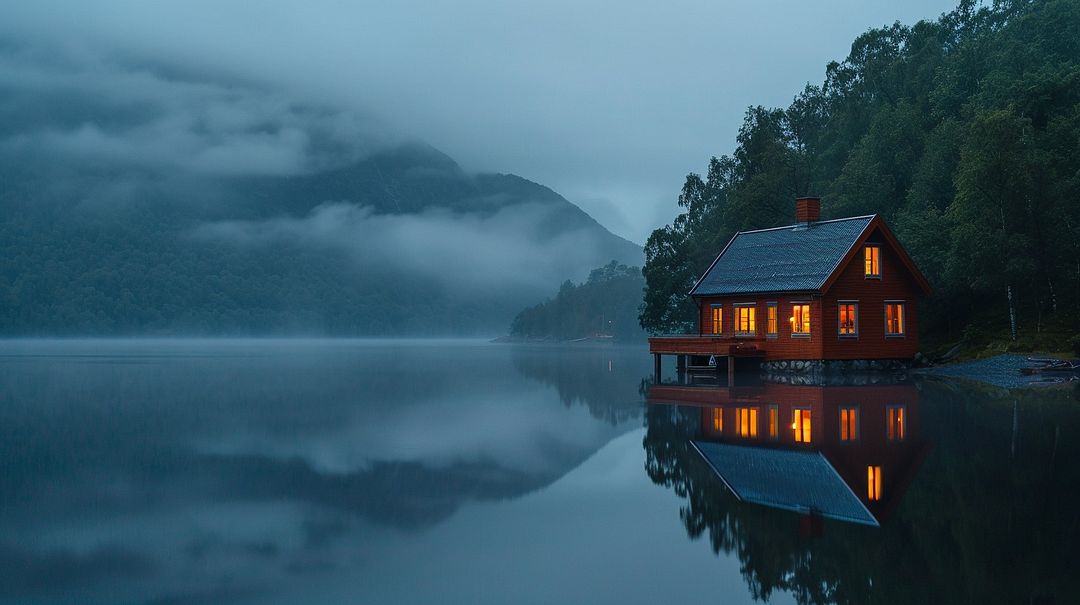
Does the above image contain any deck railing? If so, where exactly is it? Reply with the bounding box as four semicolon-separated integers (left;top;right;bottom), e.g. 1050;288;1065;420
648;334;766;356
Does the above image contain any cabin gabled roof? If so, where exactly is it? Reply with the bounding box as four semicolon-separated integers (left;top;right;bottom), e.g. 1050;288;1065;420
692;440;879;526
689;214;931;297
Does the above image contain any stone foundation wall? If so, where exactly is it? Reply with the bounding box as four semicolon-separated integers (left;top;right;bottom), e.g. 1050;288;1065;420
761;371;913;386
760;359;910;374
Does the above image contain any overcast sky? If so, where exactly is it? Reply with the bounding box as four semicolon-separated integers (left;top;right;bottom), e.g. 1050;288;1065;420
1;0;958;243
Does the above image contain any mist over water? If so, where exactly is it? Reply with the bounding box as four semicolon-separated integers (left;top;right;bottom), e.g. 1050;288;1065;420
2;339;1077;604
0;43;643;337
0;340;688;605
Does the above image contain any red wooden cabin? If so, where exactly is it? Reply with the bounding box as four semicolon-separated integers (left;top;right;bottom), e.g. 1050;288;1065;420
649;197;931;376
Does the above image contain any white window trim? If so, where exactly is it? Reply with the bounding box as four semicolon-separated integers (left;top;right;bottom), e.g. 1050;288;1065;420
839;404;860;442
709;303;723;336
884;300;906;338
864;244;882;280
792;406;812;443
733;302;757;337
735;406;760;438
765;301;779;339
837;299;859;339
886;404;907;442
790;301;812;338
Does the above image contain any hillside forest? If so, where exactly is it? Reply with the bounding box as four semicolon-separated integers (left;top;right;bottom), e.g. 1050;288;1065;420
509;261;646;341
640;0;1080;354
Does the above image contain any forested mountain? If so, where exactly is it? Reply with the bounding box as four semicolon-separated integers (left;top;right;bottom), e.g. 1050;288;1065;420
0;141;641;335
509;261;647;341
641;0;1080;351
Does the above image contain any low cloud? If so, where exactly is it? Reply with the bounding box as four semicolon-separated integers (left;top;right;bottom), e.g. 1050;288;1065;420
0;41;639;334
194;201;606;293
0;43;393;177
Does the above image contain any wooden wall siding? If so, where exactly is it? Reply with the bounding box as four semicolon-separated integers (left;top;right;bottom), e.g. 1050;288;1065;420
821;230;922;360
698;295;823;361
693;226;923;361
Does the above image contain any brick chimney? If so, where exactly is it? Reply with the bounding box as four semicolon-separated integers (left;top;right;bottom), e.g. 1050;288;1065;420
795;196;821;224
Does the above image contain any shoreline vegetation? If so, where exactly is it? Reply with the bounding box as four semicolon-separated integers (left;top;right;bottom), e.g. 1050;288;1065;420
506;261;647;343
636;0;1080;357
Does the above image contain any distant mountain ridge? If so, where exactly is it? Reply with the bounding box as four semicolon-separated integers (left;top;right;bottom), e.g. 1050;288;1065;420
226;142;638;242
0;141;641;335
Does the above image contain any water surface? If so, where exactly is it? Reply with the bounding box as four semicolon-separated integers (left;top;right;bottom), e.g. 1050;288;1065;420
0;340;1076;604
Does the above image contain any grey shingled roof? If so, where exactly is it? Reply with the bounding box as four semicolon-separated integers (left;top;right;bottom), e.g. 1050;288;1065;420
690;216;875;296
692;440;878;526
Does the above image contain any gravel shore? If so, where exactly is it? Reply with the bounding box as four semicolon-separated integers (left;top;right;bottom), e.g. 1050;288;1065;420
915;354;1077;389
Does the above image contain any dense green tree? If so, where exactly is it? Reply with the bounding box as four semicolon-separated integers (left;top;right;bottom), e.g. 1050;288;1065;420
0;144;641;336
510;261;646;341
642;0;1080;345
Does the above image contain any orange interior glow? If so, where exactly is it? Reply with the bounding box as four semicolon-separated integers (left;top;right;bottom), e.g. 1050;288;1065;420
793;409;811;443
867;465;883;501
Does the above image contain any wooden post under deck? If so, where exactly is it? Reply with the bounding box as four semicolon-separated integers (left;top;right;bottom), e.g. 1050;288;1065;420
648;337;766;388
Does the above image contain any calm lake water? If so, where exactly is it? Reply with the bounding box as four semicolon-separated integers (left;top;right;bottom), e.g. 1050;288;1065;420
0;339;1076;605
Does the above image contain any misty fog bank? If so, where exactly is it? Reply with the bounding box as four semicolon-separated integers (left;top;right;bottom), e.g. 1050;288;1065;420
0;43;640;336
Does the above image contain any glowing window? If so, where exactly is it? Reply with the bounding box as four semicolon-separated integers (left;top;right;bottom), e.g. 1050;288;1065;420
711;407;723;432
790;304;811;336
768;405;779;439
736;407;759;437
710;304;722;335
766;303;778;337
867;466;883;501
838;302;858;337
734;305;756;335
840;406;859;441
864;245;880;277
885;302;905;336
886;405;906;441
792;408;812;443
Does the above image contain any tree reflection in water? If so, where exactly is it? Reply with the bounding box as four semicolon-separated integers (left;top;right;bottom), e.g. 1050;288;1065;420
511;343;650;425
644;379;1080;604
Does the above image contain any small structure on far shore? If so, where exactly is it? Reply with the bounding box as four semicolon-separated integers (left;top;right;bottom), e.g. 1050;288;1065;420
650;197;931;382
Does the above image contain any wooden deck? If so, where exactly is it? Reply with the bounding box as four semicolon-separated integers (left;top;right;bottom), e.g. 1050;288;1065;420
649;336;767;385
648;335;767;357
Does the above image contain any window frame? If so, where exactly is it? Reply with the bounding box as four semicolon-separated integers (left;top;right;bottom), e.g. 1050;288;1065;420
709;303;723;335
864;244;881;279
733;303;757;337
735;406;759;438
790;302;812;338
768;404;779;439
886;404;906;441
839;405;859;442
711;407;723;432
884;300;906;338
792;407;812;443
765;302;778;339
837;300;859;339
867;465;883;501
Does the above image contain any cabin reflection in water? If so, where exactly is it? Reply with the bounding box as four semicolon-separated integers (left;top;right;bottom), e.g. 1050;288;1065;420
648;382;929;527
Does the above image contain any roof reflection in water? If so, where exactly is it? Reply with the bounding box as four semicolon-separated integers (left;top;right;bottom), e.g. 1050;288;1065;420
648;381;930;527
